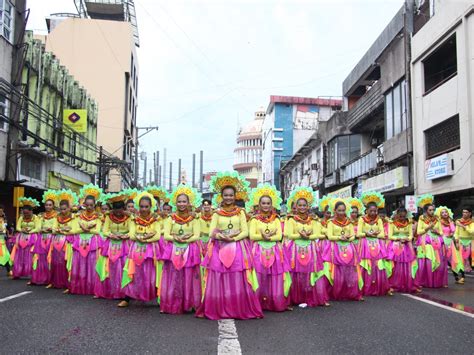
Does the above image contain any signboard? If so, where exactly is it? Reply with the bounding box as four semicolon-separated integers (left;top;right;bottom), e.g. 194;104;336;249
425;153;453;180
328;185;352;199
63;109;87;133
405;195;417;214
361;166;409;193
13;186;24;207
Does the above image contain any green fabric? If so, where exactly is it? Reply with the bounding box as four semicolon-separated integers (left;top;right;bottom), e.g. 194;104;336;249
257;240;276;249
417;244;440;271
247;268;259;292
66;243;73;274
155;260;163;304
283;271;292;297
295;239;311;247
358;271;364;290
121;259;132;288
443;237;453;247
460;239;472;246
0;243;9;266
95;255;108;282
173;241;188;248
336;241;351;247
322;262;333;285
201;234;210;243
411;260;418;279
80;233;94;240
360;259;372;275
32;256;38;271
378;259;393;278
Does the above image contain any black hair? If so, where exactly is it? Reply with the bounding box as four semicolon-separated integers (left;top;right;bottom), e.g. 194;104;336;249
462;207;472;216
221;185;236;195
84;195;96;204
59;200;70;208
22;205;33;211
202;199;212;205
334;201;346;211
163;202;171;208
139;196;152;206
366;202;378;210
396;207;408;215
112;201;125;210
126;199;134;205
423;204;434;213
0;204;4;209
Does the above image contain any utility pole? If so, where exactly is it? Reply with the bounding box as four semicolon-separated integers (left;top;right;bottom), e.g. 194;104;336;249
163;148;167;188
156;151;160;185
178;158;182;186
192;153;196;188
158;165;162;187
169;162;173;192
199;150;204;192
143;154;147;186
132;126;159;187
153;152;156;184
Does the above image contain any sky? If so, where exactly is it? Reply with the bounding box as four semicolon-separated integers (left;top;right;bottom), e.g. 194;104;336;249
27;0;404;186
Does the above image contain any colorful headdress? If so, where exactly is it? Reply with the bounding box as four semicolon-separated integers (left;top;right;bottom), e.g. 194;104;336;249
42;190;57;205
211;194;220;208
318;195;332;212
288;187;317;208
79;184;103;203
146;185;170;203
348;197;365;215
18;197;40;208
329;197;351;217
248;183;282;211
360;191;385;209
104;192;129;205
56;189;79;207
210;171;250;204
435;206;453;219
169;184;202;210
134;191;158;212
416;194;434;209
124;188;139;202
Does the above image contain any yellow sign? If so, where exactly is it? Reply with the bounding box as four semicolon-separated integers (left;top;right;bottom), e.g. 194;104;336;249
48;172;86;194
13;187;24;207
63;109;87;133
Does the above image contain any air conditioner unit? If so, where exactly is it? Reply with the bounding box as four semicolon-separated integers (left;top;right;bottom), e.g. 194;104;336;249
311;163;318;170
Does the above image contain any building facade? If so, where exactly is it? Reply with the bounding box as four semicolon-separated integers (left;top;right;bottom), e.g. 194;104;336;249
262;95;341;189
233;108;264;187
411;0;474;213
40;0;140;191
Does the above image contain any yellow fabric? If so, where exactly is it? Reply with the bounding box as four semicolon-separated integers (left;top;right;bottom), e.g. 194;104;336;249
327;220;355;241
39;214;56;233
77;214;102;234
357;217;385;238
199;215;212;235
388;221;413;241
101;215;132;237
52;216;81;235
16;215;41;234
284;217;322;240
454;221;474;241
129;217;161;242
209;210;248;241
249;217;282;241
417;217;442;236
163;216;201;243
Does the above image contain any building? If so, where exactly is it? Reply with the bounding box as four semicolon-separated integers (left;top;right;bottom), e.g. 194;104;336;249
411;0;474;213
261;95;342;189
233;108;264;187
39;0;140;191
323;5;413;211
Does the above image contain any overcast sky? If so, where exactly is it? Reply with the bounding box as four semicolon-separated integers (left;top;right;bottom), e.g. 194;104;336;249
27;0;403;185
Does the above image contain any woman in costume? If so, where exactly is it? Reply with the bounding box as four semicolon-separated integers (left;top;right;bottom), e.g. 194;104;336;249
248;184;291;311
0;204;10;270
357;192;391;296
324;198;363;301
49;190;79;290
199;199;213;257
349;198;363;238
435;206;462;284
11;197;41;279
387;207;418;293
415;194;447;288
145;186;169;251
120;191;161;307
161;184;202;314
30;191;57;286
454;207;474;284
125;189;138;216
95;192;132;299
284;187;329;308
196;171;263;320
69;185;103;295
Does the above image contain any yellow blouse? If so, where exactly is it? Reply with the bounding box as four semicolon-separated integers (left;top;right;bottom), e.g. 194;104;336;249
16;215;41;233
388;220;413;241
416;216;442;236
129;215;161;243
209;209;248;241
199;214;213;236
77;213;103;234
454;220;474;240
357;217;385;239
164;215;201;243
284;217;322;241
327;219;355;241
102;214;132;237
39;213;57;233
53;215;81;235
0;216;7;234
249;217;282;242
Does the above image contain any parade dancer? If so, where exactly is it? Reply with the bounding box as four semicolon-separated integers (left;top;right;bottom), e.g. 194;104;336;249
454;207;474;284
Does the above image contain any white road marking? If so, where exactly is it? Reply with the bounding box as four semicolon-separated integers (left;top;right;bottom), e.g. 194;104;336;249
218;319;242;355
402;294;474;319
0;291;32;303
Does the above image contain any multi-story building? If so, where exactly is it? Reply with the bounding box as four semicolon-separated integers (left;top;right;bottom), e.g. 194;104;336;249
233;108;264;187
411;0;474;212
39;0;140;191
262;95;341;189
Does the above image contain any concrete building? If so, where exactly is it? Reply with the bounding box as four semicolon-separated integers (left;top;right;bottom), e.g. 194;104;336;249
233;108;264;187
39;0;140;191
261;95;341;189
411;0;474;212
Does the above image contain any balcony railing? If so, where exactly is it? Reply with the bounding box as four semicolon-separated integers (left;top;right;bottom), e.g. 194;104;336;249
347;80;383;130
340;145;383;182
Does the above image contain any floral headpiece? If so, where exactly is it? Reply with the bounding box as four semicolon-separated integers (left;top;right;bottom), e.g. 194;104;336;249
288;187;317;208
348;197;365;215
134;191;158;212
210;171;250;204
145;185;170;203
56;189;79;207
329;197;351;217
42;190;57;205
286;196;295;212
360;191;385;208
318;195;332;212
211;194;220;208
124;188;139;202
248;183;282;211
104;192;129;205
435;206;453;219
169;184;202;210
416;194;434;209
79;184;103;203
19;197;40;208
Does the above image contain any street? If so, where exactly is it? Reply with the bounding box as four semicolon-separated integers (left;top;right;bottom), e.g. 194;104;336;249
1;273;473;354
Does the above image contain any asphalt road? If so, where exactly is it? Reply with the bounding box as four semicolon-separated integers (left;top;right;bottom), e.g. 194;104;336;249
1;272;473;354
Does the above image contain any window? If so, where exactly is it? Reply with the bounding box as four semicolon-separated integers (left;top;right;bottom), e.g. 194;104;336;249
0;90;7;130
20;154;42;180
327;135;361;173
385;80;407;140
0;0;14;43
425;115;460;158
423;34;457;94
